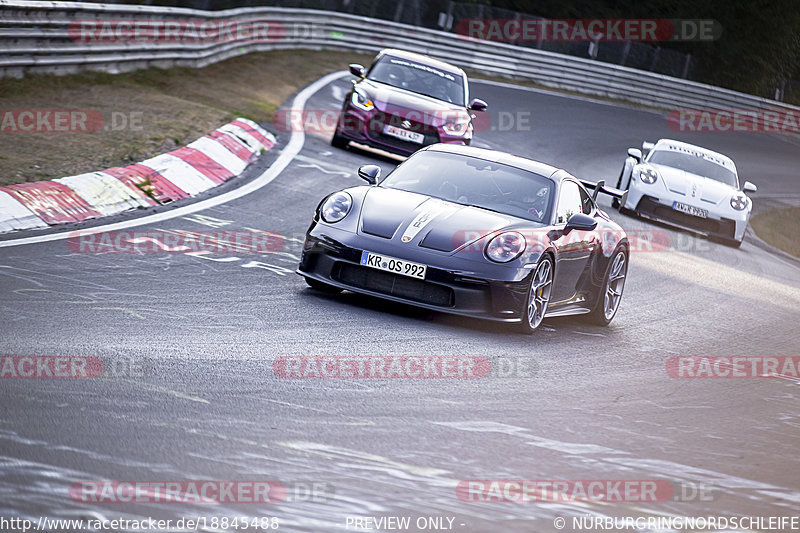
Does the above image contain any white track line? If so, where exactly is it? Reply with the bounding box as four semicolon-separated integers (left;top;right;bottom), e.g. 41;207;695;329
0;70;348;249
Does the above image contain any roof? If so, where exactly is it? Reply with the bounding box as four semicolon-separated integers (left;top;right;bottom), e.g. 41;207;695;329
425;143;564;180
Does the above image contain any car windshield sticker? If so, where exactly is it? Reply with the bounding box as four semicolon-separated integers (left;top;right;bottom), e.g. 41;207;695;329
663;144;732;169
389;58;457;82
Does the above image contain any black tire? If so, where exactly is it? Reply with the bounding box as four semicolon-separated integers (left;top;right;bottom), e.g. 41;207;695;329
305;276;343;294
586;248;628;326
518;255;554;334
331;128;349;149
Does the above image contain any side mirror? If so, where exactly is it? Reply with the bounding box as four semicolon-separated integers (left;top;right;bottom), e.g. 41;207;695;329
627;148;642;162
642;141;655;153
358;164;381;185
349;64;366;78
742;181;757;193
564;213;598;232
469;98;488;112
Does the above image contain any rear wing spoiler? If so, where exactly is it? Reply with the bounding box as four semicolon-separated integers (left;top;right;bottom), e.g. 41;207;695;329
580;179;629;206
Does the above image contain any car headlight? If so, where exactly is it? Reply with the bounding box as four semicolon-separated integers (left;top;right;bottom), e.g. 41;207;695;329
320;192;353;223
730;193;748;211
638;167;659;184
442;113;471;136
351;89;374;111
485;231;526;263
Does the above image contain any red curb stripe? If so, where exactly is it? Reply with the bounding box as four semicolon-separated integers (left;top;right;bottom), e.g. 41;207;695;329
0;182;102;224
169;146;232;185
104;165;189;204
207;130;254;161
95;169;158;207
231;119;274;148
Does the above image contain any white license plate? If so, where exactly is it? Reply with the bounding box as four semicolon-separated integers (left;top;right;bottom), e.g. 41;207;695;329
360;251;427;280
672;201;708;218
383;124;424;144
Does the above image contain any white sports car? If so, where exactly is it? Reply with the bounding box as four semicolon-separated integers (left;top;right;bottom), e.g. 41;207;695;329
615;139;757;247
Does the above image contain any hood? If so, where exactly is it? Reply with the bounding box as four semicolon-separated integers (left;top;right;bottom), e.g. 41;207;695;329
649;163;735;205
359;187;515;253
358;80;465;126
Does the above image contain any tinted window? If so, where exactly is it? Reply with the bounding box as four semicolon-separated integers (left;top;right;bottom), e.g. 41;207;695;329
556;181;583;224
647;150;737;187
381;151;554;223
367;56;465;106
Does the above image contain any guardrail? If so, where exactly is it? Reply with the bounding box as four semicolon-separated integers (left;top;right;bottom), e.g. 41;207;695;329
1;0;798;117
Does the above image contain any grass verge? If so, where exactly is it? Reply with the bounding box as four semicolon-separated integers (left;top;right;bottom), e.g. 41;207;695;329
750;206;800;258
0;50;373;186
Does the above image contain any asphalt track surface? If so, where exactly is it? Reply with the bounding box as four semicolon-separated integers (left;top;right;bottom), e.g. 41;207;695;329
1;72;799;532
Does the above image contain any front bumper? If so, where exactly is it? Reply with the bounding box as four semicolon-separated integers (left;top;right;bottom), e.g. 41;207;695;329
624;180;749;241
336;105;470;156
297;231;531;322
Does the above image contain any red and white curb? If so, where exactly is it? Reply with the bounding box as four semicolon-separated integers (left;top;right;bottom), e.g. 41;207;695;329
0;118;275;233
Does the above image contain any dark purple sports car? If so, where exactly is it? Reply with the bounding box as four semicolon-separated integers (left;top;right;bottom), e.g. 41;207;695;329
297;144;631;333
331;49;487;156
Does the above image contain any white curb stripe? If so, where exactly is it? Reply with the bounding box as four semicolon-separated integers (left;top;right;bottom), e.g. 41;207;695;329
187;136;248;175
55;172;151;216
139;153;218;196
0;191;48;233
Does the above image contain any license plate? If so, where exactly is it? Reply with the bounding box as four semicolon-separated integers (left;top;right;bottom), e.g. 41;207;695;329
383;124;424;144
672;201;708;218
360;251;427;280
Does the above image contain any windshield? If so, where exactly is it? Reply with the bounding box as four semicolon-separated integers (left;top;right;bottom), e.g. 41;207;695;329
367;56;466;106
648;150;738;187
380;151;555;223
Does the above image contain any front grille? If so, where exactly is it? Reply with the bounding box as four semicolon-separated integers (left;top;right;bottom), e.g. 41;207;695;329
637;196;736;238
333;263;454;307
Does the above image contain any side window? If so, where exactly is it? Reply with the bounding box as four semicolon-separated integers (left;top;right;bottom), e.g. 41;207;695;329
556;181;583;224
579;186;594;215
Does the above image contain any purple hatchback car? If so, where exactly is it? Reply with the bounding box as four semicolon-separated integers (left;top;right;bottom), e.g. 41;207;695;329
331;49;488;156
